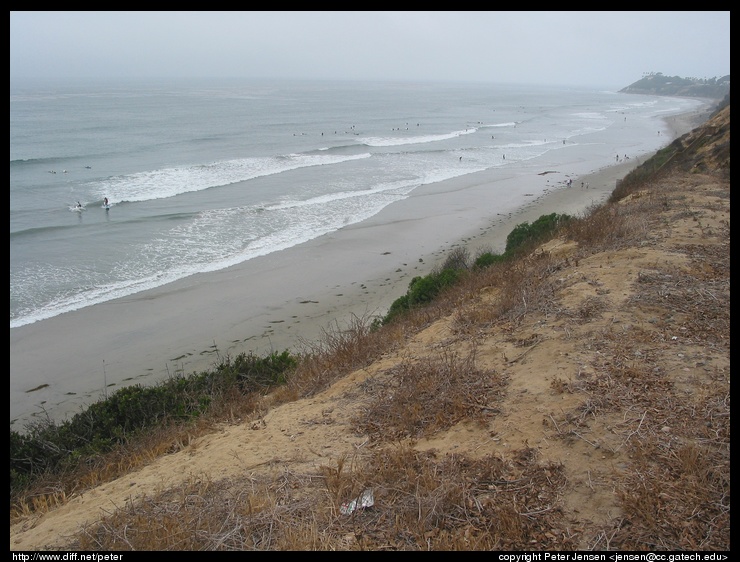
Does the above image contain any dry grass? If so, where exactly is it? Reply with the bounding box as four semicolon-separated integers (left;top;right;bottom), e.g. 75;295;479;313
352;349;507;441
69;446;578;551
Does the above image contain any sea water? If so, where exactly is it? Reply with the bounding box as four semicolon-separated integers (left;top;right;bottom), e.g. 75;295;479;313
10;78;704;330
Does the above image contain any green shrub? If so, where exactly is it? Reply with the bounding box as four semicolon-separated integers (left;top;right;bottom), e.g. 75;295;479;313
408;268;461;304
232;350;297;390
384;293;411;325
505;212;570;255
473;251;506;269
383;268;464;325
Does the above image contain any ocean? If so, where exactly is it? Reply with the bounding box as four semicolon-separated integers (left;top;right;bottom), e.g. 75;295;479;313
10;78;705;331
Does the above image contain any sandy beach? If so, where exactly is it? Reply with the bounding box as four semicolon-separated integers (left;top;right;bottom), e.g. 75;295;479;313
9;108;710;429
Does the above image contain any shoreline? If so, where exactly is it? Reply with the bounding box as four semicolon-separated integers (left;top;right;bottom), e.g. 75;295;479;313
9;105;712;429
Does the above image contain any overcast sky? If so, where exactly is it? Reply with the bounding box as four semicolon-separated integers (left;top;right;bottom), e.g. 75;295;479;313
9;11;731;89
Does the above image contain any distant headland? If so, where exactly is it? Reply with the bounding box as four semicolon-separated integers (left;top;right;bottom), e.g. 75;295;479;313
620;72;730;99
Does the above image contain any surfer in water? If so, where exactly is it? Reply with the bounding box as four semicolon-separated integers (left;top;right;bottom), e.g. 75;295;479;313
104;197;109;207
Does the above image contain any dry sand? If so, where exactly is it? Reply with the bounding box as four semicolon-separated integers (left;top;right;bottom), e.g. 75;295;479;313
9;108;710;429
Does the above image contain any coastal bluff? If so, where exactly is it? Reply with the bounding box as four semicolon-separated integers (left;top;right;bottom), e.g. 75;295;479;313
620;72;729;99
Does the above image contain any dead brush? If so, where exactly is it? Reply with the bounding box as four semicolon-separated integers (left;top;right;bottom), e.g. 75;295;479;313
346;446;578;550
69;444;578;551
10;485;68;520
496;258;561;326
72;470;337;551
203;383;265;423
629;262;729;348
351;348;506;441
566;197;659;252
549;376;578;395
449;259;517;331
607;434;730;551
567;292;730;551
451;249;575;334
561;294;609;322
319;454;358;513
289;311;403;398
73;474;220;551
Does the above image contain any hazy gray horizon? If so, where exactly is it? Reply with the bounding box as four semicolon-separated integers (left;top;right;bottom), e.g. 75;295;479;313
10;11;730;90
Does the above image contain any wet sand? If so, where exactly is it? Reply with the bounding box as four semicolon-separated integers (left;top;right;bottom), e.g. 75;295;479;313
9;108;711;429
